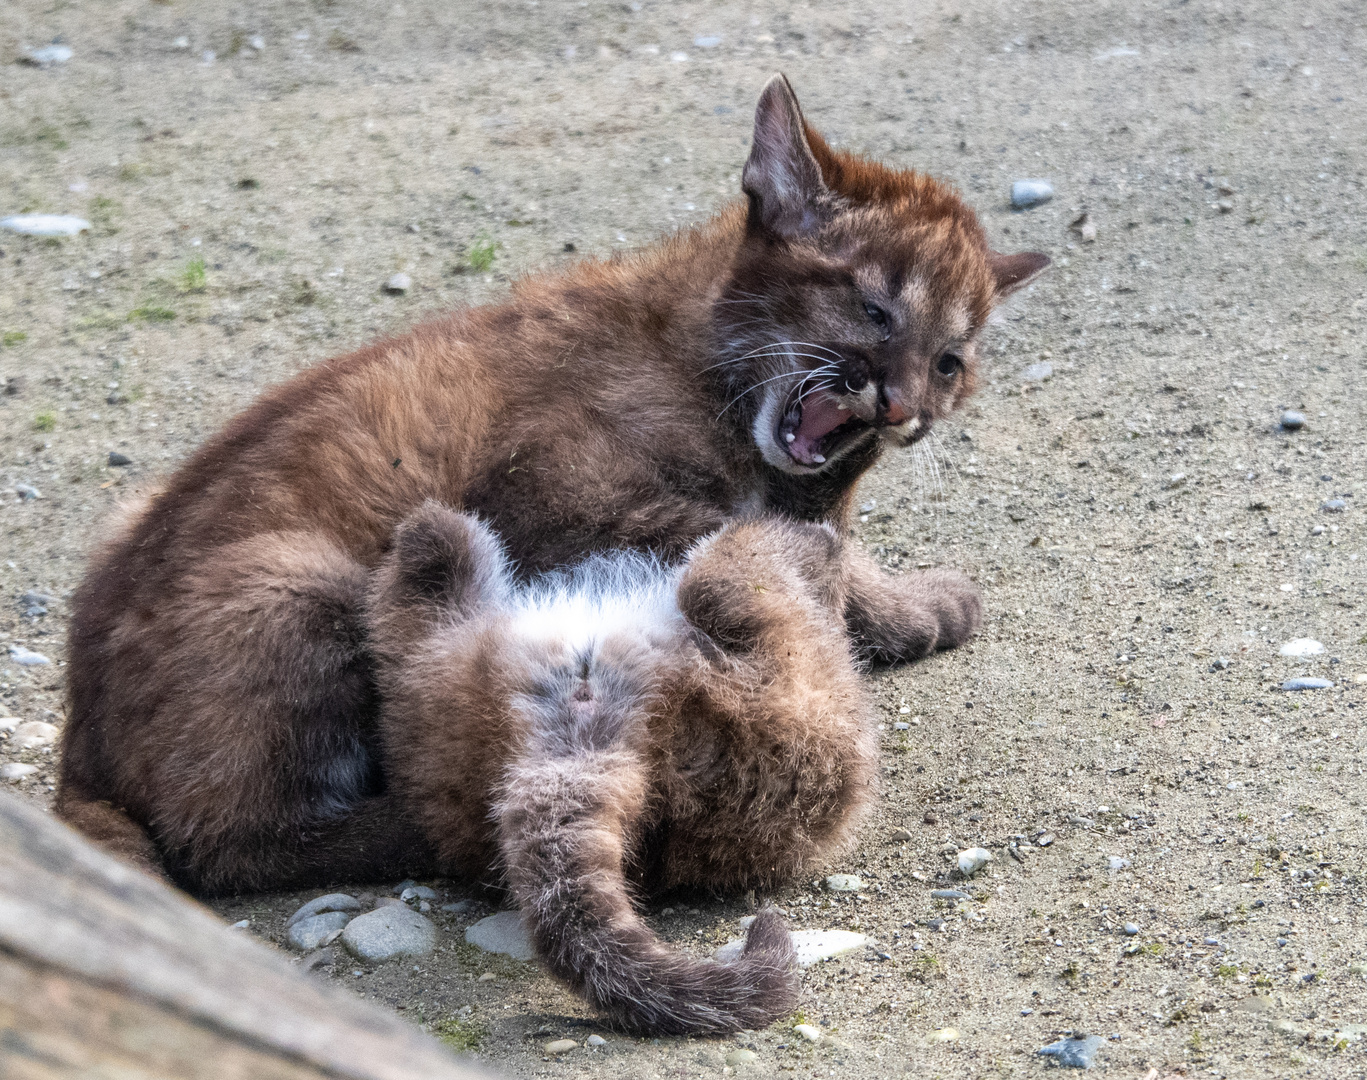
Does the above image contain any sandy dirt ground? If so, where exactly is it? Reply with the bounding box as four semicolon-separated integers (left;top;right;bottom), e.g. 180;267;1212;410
2;2;1365;1077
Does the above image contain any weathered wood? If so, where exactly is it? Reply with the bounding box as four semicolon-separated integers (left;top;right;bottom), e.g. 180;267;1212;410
0;794;490;1080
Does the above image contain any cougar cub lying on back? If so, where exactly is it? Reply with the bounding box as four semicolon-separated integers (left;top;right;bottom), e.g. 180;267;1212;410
366;505;876;1034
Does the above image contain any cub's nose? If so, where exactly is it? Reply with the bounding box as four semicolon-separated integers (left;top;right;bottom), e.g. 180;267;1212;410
879;384;909;426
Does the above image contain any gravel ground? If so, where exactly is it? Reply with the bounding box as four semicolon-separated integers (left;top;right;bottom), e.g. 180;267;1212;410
2;2;1365;1077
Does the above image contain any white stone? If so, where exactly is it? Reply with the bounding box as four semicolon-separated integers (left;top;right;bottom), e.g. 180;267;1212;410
25;44;73;66
1279;638;1325;658
1;763;39;781
465;910;534;960
543;1039;577;1055
385;272;412;293
957;847;992;877
586;1034;607;1047
714;928;867;968
10;721;59;750
793;1023;822;1042
8;645;51;666
1;214;89;237
824;874;863;893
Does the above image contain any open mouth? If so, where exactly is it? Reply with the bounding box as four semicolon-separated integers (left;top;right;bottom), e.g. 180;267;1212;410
777;391;870;468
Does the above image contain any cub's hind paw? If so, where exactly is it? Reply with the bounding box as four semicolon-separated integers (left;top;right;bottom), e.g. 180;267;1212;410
846;567;982;663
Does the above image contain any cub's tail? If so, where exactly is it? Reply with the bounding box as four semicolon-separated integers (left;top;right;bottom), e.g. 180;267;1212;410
495;653;798;1035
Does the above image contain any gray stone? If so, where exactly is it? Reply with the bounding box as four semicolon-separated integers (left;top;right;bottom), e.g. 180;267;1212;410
1321;499;1346;512
10;721;59;749
1023;362;1053;382
1281;677;1333;691
1122;922;1140;936
1036;1033;1104;1068
340;905;436;961
824;874;863;893
400;885;438;902
1210;656;1230;671
725;1049;758;1066
544;1039;577;1055
23;44;73;67
8;645;50;665
957;847;992;877
385;272;412;294
931;889;971;900
1011;179;1054;209
287;892;361;928
1;214;88;236
1280;410;1305;430
1106;856;1131;871
888;828;914;842
465;910;534;960
108;452;132;467
15;484;42;501
441;899;475;914
288;911;352;951
586;1034;607;1047
693;35;722;48
1036;832;1055;847
1;763;39;781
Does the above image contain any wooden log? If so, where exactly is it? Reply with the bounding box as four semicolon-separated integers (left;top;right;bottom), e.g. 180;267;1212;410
0;793;491;1080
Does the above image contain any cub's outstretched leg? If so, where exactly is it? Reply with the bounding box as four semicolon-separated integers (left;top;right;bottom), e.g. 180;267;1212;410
60;530;431;895
841;550;982;662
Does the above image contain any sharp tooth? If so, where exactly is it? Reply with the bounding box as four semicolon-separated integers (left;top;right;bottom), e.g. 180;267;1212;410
812;453;826;464
784;432;796;443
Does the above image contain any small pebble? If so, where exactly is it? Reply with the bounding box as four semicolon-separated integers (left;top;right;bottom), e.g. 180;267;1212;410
1321;499;1346;512
1011;179;1054;209
15;485;42;501
1123;923;1140;936
893;720;910;730
1;214;89;236
1036;1033;1104;1068
1204;937;1219;946
340;905;436;961
229;919;250;930
1036;832;1055;847
107;452;133;467
466;910;534;960
9;721;58;749
793;1023;822;1042
1;763;40;781
957;847;992;877
1023;361;1053;382
923;810;939;825
824;874;864;893
1069;212;1097;243
586;1034;607;1047
8;645;50;665
23;44;74;67
1310;525;1325;536
1210;656;1230;671
1281;677;1333;691
931;888;971;900
716;929;866;967
693;34;722;48
1123;942;1142;955
1106;856;1131;871
287;893;361;928
384;272;412;293
1216;199;1234;213
1279;638;1324;657
1276;937;1289;947
889;828;914;842
441;899;475;913
544;1039;577;1055
478;972;496;981
1279;410;1305;430
725;1049;758;1066
1166;472;1187;489
1021;1007;1034;1016
930;1027;959;1043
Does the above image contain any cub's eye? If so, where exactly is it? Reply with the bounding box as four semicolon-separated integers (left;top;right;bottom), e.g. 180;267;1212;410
863;303;889;330
936;353;962;377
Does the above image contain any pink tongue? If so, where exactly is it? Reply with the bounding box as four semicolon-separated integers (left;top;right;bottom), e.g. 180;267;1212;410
789;393;849;465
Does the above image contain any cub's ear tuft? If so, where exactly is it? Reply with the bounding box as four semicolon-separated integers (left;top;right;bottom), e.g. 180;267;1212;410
988;250;1051;298
742;74;832;239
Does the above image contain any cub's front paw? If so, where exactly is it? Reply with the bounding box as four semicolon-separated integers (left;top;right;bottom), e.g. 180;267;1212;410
847;567;982;662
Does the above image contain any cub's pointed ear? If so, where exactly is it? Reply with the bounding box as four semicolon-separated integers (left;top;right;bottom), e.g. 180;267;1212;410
988;250;1051;298
742;74;831;239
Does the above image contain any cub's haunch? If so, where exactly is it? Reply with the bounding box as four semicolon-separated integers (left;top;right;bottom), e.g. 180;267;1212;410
58;74;1044;893
367;506;876;1034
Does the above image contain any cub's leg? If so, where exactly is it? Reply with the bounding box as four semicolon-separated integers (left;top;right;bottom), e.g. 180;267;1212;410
63;530;431;895
497;646;797;1035
841;549;982;662
367;500;512;664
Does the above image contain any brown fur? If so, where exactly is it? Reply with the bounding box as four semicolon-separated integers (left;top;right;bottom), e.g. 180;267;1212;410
58;75;1045;893
366;505;876;1034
